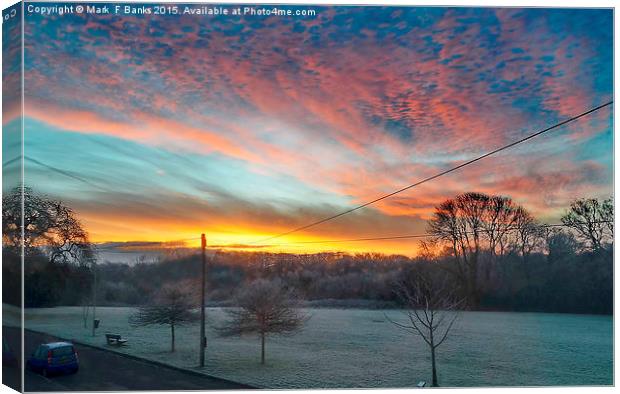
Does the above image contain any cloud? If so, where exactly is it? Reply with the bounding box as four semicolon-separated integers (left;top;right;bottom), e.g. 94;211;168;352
19;6;613;255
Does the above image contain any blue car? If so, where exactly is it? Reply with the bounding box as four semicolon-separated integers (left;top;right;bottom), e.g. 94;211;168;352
27;342;79;377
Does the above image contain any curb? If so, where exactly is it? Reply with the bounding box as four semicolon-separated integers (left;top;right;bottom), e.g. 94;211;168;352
25;328;257;390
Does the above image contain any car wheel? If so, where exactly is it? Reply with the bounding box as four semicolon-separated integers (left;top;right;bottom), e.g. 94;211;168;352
71;367;78;374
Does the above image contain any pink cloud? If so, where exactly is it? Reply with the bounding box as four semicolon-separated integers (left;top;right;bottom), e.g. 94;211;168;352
21;7;612;244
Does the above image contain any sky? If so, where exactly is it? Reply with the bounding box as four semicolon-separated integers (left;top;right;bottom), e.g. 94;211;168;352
3;5;613;257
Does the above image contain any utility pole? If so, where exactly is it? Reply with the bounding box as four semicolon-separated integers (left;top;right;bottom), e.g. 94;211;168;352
91;260;97;337
199;233;207;367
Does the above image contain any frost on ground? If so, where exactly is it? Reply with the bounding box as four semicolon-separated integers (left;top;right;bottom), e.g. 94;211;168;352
21;306;612;388
3;303;21;327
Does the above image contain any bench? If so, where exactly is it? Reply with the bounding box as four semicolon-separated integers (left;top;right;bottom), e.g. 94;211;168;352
105;334;128;346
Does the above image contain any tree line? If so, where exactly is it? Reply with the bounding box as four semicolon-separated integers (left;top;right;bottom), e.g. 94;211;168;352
2;187;613;314
426;192;612;308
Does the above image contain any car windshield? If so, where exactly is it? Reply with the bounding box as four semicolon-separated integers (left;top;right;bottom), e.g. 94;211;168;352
52;346;74;357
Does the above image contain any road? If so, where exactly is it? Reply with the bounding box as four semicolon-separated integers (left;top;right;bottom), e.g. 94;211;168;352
3;326;254;391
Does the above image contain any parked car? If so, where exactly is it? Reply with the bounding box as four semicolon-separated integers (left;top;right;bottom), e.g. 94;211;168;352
26;342;78;376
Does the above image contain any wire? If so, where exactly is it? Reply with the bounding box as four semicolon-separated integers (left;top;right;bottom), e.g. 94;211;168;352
275;234;430;245
24;156;109;192
250;221;613;247
250;101;613;245
90;221;611;252
2;156;21;167
121;220;607;250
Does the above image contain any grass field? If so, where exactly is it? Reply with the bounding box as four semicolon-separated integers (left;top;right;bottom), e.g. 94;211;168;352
15;306;613;388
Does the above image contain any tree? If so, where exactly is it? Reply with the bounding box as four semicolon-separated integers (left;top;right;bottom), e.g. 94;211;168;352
511;207;544;280
483;196;518;258
2;186;95;307
130;286;198;352
427;192;543;306
2;186;94;265
218;279;308;364
428;192;490;307
387;271;464;387
546;229;578;264
561;197;613;252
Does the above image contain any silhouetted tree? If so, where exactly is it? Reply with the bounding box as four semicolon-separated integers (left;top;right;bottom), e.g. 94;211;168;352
561;197;613;252
428;192;490;307
218;279;308;364
483;196;518;257
511;207;544;280
546;229;578;264
2;186;94;265
2;186;95;307
428;192;545;306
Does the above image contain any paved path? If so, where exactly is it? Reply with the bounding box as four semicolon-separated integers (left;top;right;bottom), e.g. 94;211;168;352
3;326;254;391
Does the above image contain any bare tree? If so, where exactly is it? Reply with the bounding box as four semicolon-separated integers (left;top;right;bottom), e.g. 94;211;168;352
483;196;518;258
2;186;94;266
561;197;613;252
511;207;544;280
130;286;198;352
387;273;464;387
3;186;96;309
427;192;548;306
218;279;309;364
428;192;489;307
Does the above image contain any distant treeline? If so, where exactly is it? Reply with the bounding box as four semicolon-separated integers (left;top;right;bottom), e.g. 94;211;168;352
6;242;610;314
3;188;612;315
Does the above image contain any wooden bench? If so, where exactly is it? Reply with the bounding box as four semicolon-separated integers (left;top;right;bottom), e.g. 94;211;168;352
105;334;128;346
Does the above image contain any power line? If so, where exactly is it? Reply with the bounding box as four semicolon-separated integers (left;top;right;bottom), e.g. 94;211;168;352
2;156;21;167
274;234;430;245
24;156;108;192
1;156;103;189
245;221;614;247
91;221;611;252
251;101;613;245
